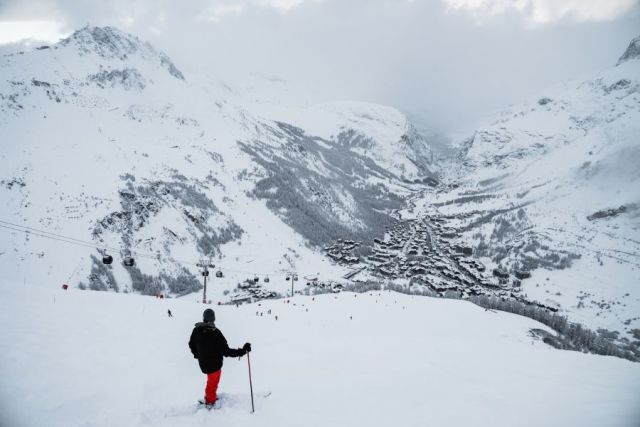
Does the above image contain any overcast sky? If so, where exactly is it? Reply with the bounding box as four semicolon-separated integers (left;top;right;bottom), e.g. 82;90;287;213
1;0;639;133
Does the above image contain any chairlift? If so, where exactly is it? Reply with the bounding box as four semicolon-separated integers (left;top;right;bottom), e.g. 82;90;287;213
102;255;113;265
124;256;135;267
216;270;223;278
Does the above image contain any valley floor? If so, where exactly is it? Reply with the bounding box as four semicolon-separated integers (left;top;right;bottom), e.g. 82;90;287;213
0;282;639;427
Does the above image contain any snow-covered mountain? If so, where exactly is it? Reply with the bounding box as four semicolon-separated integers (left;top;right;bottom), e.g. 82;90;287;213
0;26;435;297
2;25;639;427
408;35;640;338
2;26;638;348
617;35;640;65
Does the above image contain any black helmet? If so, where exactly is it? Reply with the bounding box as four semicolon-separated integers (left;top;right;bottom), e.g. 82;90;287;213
203;308;215;323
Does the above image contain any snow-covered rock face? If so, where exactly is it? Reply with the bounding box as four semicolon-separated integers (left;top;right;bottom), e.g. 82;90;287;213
0;26;434;297
59;26;185;80
617;35;640;65
413;36;640;337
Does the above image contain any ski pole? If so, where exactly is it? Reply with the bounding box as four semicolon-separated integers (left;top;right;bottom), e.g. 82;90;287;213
247;352;255;413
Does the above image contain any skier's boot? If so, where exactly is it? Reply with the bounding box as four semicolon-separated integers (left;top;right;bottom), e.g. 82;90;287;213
198;399;219;410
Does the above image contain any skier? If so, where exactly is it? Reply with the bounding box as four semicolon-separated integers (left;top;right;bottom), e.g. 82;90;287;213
188;308;251;406
168;309;173;318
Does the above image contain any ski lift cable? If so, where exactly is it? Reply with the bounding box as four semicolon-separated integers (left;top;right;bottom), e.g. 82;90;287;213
0;220;311;278
0;219;124;252
0;222;310;278
0;223;103;250
3;219;178;262
1;219;312;276
0;219;102;246
0;222;180;266
0;221;197;270
0;224;166;266
0;219;199;266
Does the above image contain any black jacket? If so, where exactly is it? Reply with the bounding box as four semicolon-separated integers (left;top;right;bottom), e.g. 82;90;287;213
188;322;245;374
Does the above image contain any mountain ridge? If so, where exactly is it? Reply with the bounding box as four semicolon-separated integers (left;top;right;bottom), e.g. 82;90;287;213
404;36;640;338
1;26;638;342
617;34;640;65
0;26;434;299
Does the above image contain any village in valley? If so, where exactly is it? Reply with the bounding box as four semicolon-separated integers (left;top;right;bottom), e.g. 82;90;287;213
225;208;550;314
324;215;538;301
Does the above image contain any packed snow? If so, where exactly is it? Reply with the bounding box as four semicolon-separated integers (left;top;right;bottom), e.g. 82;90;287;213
0;282;639;427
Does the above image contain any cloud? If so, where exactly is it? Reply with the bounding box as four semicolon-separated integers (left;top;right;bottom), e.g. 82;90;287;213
0;0;638;134
0;20;69;44
198;0;314;22
190;0;318;21
256;0;311;12
200;2;246;22
443;0;638;23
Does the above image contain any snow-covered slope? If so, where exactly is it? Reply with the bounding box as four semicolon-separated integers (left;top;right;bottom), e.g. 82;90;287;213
410;36;640;337
0;26;435;297
1;282;639;427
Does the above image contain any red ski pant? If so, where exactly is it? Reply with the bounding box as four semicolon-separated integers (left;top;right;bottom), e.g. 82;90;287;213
205;369;222;404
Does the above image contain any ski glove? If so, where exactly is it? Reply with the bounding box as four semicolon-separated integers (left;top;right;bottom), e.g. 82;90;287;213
243;343;252;353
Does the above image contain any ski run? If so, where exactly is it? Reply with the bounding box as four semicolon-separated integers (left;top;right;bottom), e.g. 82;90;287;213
0;281;639;427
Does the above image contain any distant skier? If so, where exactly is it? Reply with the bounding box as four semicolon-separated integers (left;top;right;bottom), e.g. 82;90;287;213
168;309;173;318
188;308;251;406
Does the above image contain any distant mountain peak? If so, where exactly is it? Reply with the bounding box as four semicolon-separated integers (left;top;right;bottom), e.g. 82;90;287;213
58;26;185;80
61;26;146;58
617;35;640;66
